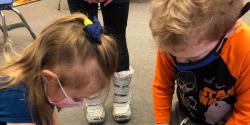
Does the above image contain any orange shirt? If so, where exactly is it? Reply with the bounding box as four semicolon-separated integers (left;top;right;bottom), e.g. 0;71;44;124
152;22;250;124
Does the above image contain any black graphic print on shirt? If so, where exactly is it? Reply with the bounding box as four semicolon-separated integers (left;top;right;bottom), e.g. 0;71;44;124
175;56;236;125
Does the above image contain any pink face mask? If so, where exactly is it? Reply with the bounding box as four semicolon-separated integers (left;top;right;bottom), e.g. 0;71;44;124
44;78;82;108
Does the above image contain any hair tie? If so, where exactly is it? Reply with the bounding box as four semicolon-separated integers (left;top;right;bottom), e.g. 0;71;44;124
83;16;103;44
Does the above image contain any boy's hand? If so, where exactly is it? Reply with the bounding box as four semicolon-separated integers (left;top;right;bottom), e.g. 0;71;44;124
157;123;169;125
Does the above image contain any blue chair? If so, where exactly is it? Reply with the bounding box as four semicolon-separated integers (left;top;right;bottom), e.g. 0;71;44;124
0;0;36;44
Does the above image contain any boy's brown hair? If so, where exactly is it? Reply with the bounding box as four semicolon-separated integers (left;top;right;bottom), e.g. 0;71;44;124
150;0;244;51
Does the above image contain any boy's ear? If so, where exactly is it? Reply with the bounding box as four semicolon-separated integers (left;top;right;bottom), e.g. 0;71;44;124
41;70;57;84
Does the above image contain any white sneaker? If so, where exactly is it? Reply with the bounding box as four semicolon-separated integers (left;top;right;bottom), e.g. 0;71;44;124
112;68;133;122
113;94;132;122
85;95;105;124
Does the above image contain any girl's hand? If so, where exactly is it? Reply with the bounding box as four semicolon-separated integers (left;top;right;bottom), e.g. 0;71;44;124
52;110;58;125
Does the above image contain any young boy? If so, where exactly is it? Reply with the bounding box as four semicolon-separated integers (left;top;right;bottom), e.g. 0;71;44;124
150;0;250;125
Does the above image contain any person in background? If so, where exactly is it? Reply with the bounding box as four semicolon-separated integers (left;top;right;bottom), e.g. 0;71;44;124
67;0;133;124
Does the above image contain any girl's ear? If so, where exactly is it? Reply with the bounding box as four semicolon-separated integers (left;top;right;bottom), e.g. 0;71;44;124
41;70;58;85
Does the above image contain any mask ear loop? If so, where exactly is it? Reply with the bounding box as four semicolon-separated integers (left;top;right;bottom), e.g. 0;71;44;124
43;77;69;99
214;2;250;54
56;78;86;104
43;80;61;111
240;2;250;18
55;78;70;98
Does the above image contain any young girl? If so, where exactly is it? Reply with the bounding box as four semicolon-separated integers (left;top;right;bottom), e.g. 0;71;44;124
0;13;118;125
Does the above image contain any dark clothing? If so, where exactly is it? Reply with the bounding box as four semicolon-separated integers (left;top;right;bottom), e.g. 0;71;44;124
112;0;129;3
67;0;130;72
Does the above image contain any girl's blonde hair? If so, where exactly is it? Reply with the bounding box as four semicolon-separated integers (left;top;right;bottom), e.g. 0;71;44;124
150;0;244;51
0;13;118;125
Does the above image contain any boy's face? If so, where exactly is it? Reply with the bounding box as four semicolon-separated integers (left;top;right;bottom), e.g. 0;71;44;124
167;40;218;63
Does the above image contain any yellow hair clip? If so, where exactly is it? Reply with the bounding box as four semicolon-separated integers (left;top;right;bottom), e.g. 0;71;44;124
84;18;93;26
